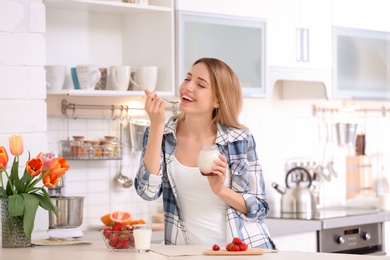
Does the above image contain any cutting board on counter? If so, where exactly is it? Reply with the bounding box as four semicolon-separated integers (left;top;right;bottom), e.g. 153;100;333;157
204;248;265;255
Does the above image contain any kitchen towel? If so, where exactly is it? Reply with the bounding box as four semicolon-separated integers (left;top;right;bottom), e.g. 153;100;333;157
32;238;92;246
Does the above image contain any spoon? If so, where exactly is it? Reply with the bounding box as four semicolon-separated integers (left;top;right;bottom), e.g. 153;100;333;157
116;165;133;188
162;97;180;104
114;121;133;188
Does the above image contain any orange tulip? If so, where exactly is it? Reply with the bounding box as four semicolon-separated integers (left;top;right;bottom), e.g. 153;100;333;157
47;157;69;178
26;158;43;177
43;172;59;188
0;146;9;171
8;135;24;156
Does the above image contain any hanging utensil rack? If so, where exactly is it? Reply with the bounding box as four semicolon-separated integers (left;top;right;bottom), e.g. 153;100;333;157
313;105;390;117
61;98;179;119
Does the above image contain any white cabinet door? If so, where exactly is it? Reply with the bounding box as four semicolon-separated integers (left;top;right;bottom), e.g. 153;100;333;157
332;0;390;33
333;27;390;100
272;232;317;252
267;0;332;70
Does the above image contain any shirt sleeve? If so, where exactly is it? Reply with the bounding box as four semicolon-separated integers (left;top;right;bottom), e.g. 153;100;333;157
134;127;164;201
229;132;270;221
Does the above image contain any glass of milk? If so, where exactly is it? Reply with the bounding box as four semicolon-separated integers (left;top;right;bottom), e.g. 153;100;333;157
198;144;220;176
133;224;152;253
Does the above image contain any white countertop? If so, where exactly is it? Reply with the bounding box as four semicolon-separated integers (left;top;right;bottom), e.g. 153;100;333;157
1;238;388;260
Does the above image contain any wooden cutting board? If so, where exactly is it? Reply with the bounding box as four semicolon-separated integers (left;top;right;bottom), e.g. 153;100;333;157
204;248;264;255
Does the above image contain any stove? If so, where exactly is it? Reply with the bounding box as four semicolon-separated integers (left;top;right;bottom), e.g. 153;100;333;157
268;207;386;255
268;207;380;220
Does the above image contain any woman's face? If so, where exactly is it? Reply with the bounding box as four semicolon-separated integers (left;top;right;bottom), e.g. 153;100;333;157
179;62;218;116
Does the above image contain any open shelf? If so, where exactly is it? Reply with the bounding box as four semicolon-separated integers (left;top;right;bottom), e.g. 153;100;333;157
44;0;172;14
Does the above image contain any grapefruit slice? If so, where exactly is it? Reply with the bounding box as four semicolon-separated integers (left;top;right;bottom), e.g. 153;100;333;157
110;210;132;225
100;213;112;226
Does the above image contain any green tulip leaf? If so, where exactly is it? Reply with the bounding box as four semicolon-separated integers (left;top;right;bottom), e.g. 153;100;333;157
21;193;39;238
0;187;6;198
8;194;24;216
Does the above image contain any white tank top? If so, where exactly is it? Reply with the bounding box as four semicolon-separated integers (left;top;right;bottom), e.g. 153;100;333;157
170;155;230;246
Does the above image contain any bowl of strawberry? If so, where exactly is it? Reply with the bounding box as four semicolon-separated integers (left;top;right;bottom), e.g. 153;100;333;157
101;222;135;251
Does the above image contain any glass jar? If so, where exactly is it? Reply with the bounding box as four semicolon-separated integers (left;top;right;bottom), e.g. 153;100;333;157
101;141;113;158
91;141;101;158
104;136;118;158
70;141;84;158
84;141;94;159
197;144;219;176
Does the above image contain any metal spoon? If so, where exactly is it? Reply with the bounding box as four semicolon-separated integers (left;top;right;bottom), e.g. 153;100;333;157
116;165;133;188
114;122;133;188
162;97;180;104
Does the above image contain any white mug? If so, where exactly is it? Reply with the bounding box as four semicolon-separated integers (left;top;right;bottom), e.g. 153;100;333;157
109;66;131;91
45;65;66;90
76;65;101;90
130;66;158;91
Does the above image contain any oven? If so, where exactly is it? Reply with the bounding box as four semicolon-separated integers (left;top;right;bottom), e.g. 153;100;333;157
318;222;385;255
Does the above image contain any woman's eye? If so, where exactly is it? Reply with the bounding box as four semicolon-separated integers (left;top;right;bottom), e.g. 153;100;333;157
184;78;190;82
198;84;205;88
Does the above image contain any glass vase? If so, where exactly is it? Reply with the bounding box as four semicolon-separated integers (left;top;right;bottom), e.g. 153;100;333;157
1;199;32;248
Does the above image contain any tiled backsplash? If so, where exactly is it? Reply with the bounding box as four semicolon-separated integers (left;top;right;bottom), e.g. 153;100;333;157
47;116;162;231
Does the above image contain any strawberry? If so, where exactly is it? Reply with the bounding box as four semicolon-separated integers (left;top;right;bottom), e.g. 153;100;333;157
111;222;123;232
212;244;220;251
232;237;242;245
109;233;119;247
232;244;240;251
226;242;234;251
103;227;112;238
239;243;248;251
118;235;129;244
115;242;125;249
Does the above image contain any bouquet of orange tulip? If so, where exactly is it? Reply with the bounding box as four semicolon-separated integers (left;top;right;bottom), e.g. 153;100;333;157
0;135;70;238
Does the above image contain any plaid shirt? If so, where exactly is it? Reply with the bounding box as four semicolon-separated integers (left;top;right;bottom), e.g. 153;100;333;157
135;117;275;249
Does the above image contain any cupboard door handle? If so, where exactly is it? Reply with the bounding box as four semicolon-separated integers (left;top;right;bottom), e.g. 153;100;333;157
296;28;310;62
301;28;309;62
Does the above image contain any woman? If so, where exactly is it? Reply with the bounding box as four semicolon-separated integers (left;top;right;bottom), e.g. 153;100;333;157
135;58;275;249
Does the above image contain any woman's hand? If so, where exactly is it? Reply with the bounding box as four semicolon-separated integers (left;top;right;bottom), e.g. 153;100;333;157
207;154;228;195
208;154;248;215
144;89;166;125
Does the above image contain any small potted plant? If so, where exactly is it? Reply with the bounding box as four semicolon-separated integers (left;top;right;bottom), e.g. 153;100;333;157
0;135;70;248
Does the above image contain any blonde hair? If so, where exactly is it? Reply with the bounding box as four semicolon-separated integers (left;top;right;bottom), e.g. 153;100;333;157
176;57;247;130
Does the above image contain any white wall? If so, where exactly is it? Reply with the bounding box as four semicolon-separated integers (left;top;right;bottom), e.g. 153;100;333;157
0;0;49;236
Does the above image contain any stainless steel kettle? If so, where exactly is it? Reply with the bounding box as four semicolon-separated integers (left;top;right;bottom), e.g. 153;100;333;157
272;167;316;213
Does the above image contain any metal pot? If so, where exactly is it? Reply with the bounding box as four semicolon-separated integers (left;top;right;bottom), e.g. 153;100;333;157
49;196;84;229
129;118;150;152
272;167;316;213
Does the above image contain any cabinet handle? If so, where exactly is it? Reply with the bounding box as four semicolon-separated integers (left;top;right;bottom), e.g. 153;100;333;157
296;28;310;62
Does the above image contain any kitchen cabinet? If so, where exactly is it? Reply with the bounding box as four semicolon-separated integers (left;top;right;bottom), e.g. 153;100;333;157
265;0;333;98
175;0;268;97
332;27;390;100
175;11;266;97
266;0;332;70
332;0;390;33
44;0;175;98
272;232;317;252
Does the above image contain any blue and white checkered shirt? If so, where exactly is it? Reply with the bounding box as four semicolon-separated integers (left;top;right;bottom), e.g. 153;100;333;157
135;117;275;249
